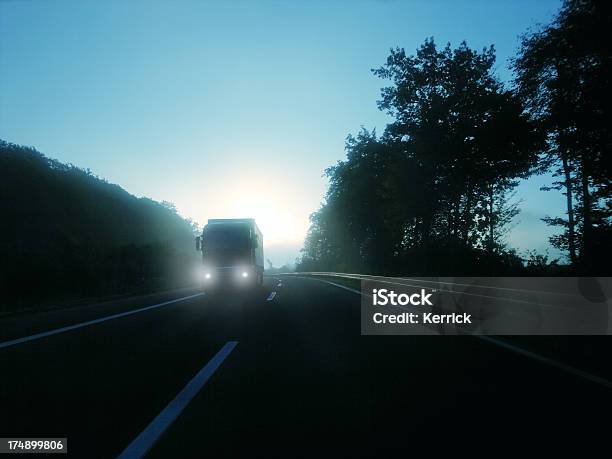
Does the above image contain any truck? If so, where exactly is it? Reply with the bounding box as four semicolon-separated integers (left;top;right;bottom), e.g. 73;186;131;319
195;218;264;289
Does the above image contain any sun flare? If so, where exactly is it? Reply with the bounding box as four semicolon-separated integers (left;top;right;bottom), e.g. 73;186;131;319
194;174;309;248
226;191;305;246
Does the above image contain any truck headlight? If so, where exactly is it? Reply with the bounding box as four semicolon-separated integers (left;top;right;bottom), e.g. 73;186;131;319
205;273;211;279
242;271;248;278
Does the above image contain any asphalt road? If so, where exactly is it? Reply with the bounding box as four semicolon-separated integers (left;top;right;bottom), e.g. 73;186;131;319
1;276;611;458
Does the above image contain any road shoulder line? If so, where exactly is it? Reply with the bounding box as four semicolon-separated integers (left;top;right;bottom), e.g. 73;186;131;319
0;293;204;351
295;275;612;390
292;276;363;296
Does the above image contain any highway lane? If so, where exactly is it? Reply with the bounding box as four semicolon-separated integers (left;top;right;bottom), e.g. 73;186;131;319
1;276;611;457
0;288;202;343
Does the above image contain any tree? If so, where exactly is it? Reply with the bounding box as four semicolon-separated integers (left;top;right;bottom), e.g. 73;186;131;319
372;39;540;255
0;140;200;310
299;39;541;275
513;0;611;271
300;129;397;273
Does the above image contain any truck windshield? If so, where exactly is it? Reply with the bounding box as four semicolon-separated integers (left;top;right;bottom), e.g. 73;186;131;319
203;225;250;252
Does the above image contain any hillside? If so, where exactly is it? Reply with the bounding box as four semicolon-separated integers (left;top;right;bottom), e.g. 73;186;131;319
0;140;199;310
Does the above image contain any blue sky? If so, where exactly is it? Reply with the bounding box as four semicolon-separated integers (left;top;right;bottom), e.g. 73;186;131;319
0;0;563;265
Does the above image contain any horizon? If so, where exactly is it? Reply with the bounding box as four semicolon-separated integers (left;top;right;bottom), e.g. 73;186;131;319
0;0;562;266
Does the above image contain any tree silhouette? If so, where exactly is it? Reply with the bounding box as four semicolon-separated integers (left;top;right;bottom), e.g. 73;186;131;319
299;39;541;275
373;40;541;251
513;0;611;272
300;1;610;276
0;140;199;311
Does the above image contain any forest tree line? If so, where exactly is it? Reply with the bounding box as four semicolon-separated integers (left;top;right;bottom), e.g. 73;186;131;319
297;0;610;276
0;141;199;311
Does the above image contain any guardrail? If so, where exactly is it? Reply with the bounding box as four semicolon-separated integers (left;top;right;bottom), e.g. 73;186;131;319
275;271;612;387
277;272;597;301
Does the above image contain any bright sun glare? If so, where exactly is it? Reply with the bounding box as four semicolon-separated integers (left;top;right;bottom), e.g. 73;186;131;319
196;176;309;248
226;190;304;246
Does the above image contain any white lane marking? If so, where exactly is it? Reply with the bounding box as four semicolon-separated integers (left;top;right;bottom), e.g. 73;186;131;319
294;274;576;310
295;276;363;296
0;293;204;351
478;336;612;389
299;275;612;390
271;277;282;287
293;272;587;298
266;291;277;301
117;341;238;459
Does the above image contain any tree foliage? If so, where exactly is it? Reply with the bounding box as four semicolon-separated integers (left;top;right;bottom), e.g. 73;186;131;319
0;141;199;310
513;0;611;271
299;1;609;276
299;39;541;275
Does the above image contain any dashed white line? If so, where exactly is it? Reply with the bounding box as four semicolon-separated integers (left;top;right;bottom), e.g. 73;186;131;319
117;341;238;459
